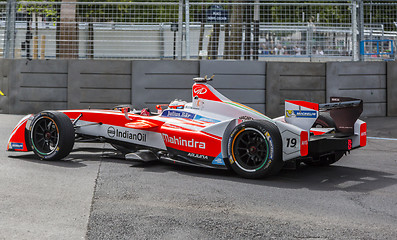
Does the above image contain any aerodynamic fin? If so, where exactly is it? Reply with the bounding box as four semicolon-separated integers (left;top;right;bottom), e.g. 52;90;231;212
323;97;363;134
285;100;319;131
7;115;32;152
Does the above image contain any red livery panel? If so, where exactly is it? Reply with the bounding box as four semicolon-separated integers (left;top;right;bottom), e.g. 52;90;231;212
360;122;367;147
161;125;221;157
193;84;222;102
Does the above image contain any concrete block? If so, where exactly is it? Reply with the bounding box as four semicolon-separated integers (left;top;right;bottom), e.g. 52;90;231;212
200;60;266;75
0;59;10;113
68;60;132;109
8;60;68;114
364;103;387;117
387;61;397;116
266;62;326;118
327;62;387;117
132;60;199;110
200;61;266;114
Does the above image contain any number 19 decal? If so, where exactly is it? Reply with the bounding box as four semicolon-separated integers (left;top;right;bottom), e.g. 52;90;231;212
286;138;297;148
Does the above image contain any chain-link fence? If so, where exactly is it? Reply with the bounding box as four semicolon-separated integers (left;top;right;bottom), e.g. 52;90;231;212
188;0;355;60
1;0;397;61
1;1;182;59
361;1;397;60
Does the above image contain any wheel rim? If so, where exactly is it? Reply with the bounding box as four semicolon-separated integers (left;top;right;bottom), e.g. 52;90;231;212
314;121;326;128
232;128;269;171
31;117;59;155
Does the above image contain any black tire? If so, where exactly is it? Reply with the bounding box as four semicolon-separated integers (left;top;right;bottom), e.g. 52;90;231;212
312;112;336;128
29;111;75;161
305;113;344;166
227;120;283;179
305;152;344;167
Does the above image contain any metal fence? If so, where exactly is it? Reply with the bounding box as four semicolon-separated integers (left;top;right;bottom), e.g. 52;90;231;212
1;0;397;61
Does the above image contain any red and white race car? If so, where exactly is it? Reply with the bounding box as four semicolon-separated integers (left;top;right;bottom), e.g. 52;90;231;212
7;76;367;178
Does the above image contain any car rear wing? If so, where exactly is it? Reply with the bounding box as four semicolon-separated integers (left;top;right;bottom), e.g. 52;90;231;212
323;97;363;134
285;97;363;134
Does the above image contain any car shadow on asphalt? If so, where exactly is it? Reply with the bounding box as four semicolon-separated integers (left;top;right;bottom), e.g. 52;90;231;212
135;161;397;194
6;146;129;168
7;146;397;194
7;153;89;168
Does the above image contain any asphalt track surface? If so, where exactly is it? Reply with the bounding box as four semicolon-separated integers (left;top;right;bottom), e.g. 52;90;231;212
1;114;396;240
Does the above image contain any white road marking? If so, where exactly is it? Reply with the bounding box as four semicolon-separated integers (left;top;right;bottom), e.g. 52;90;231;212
367;137;397;141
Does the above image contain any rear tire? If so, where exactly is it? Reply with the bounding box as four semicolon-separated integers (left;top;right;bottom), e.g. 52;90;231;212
305;152;344;167
29;111;75;161
305;113;344;166
227;120;283;179
312;112;335;128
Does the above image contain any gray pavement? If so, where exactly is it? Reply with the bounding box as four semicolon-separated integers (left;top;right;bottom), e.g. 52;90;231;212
0;115;100;240
0;114;396;239
364;116;397;138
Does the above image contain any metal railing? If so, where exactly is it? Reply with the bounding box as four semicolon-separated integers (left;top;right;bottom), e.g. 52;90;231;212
1;0;396;61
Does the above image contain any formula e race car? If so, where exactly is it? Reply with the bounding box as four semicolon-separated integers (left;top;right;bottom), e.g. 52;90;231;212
7;76;367;178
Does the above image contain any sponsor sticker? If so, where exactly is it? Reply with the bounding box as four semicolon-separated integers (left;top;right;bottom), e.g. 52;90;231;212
10;142;24;150
239;116;254;121
286;110;317;118
212;153;225;165
187;152;209;160
300;131;309;156
107;126;115;138
229;157;234;164
194;115;220;123
162;133;206;149
348;139;352;150
360;123;367;147
193;87;208;95
161;110;195;119
108;126;146;142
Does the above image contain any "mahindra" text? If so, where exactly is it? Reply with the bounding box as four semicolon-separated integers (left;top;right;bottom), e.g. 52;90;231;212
162;134;206;149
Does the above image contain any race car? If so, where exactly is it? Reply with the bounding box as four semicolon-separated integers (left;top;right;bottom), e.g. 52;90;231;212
7;76;367;178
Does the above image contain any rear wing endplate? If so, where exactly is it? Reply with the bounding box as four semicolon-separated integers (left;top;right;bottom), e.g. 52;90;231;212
325;97;363;134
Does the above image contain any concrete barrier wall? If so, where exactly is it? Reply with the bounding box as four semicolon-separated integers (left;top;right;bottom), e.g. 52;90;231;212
0;60;10;113
131;60;200;110
8;60;69;114
387;61;397;117
68;60;132;109
327;62;387;117
266;62;326;118
0;59;395;117
200;61;267;114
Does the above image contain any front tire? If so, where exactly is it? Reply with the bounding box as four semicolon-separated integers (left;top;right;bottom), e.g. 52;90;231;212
227;120;283;179
29;111;75;161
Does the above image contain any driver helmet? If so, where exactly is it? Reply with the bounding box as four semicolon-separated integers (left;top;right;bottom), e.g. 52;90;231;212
169;99;187;109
